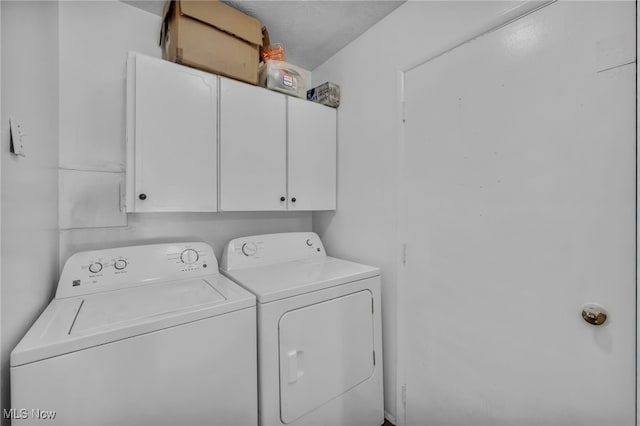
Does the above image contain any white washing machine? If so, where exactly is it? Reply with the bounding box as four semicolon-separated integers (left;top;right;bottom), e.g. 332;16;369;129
220;232;383;426
10;242;258;426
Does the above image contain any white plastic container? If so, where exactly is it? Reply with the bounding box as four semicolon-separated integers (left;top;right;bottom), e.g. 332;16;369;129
259;60;308;98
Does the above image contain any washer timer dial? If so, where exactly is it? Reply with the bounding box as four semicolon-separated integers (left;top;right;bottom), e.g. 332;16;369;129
114;259;128;270
241;242;258;257
180;249;200;264
88;262;103;274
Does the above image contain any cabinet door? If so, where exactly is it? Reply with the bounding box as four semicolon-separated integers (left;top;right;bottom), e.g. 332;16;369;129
127;54;217;212
287;97;337;210
219;77;287;211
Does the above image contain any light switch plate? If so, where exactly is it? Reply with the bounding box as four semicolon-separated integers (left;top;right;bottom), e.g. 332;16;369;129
9;116;26;157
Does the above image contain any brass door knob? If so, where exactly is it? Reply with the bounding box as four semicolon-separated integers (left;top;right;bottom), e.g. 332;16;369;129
581;304;608;326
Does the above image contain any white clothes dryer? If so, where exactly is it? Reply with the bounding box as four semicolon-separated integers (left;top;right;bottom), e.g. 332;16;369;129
221;232;383;426
10;242;257;426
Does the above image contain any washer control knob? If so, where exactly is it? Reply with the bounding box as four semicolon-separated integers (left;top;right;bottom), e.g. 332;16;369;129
241;242;258;257
88;262;103;274
306;239;313;247
114;259;128;270
180;249;199;264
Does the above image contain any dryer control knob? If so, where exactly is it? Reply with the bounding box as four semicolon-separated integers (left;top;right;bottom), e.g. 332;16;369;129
241;242;258;257
114;259;128;270
180;249;199;264
88;262;103;274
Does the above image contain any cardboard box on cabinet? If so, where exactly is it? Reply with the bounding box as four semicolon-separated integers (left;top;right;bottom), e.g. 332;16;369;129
160;0;263;85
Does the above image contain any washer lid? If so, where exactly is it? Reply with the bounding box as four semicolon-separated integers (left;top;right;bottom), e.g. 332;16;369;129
222;257;380;303
70;278;226;335
11;274;255;366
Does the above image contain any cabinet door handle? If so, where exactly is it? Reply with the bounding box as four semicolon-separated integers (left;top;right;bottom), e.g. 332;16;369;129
280;196;286;202
291;197;297;203
139;193;147;200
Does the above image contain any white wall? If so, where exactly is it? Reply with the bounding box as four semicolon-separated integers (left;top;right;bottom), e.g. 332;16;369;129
0;1;3;413
59;1;160;173
636;5;639;425
0;1;3;414
58;1;311;267
1;1;59;419
311;1;543;421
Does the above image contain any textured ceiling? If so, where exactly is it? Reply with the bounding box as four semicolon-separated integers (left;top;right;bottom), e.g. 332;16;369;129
121;0;405;70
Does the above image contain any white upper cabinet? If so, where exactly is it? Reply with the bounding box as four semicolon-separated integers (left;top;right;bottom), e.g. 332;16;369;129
126;53;218;212
287;97;337;211
127;53;336;213
219;78;337;212
219;77;287;211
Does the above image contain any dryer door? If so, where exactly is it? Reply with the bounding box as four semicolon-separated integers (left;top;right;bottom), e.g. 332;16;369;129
278;290;375;423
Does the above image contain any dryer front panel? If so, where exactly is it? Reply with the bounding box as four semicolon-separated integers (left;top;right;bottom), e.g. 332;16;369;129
278;290;375;423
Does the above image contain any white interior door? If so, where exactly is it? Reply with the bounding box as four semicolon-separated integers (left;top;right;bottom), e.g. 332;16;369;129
401;2;635;425
219;77;287;211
